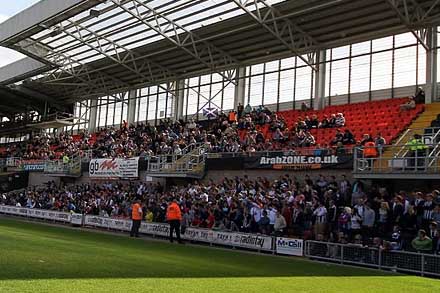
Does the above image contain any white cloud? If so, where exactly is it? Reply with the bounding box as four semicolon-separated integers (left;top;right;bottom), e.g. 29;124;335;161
0;14;27;68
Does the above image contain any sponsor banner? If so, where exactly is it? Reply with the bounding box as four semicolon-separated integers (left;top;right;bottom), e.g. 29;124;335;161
232;233;273;251
89;157;139;179
0;206;70;222
84;215;132;231
276;237;304;256
211;231;234;245
182;228;213;243
0;206;275;252
141;222;170;237
244;153;353;170
9;159;46;171
71;214;84;225
110;218;131;231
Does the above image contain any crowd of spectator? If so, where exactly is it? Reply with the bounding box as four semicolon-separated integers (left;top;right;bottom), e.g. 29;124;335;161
2;174;440;254
1;105;354;160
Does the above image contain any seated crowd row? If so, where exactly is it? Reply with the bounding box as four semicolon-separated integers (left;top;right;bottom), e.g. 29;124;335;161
0;103;388;160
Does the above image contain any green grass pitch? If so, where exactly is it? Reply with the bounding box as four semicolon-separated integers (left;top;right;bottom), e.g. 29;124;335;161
0;218;438;293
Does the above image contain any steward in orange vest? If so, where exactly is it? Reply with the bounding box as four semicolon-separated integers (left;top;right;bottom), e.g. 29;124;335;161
363;141;378;158
166;198;183;244
130;200;143;238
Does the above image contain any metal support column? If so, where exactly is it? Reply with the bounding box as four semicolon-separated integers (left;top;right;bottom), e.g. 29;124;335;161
88;99;98;133
234;67;246;110
426;27;438;104
127;89;137;125
314;50;327;110
175;80;185;121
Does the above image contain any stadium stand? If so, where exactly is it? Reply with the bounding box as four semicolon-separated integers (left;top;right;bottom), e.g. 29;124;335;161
2;175;439;254
0;98;425;160
2;0;440;283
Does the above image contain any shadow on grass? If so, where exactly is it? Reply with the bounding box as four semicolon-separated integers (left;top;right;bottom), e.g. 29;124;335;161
0;217;401;280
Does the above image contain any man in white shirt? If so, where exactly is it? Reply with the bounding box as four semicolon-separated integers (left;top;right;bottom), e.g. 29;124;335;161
313;202;327;237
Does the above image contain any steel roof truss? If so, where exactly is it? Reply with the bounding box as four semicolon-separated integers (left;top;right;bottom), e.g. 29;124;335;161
109;0;239;85
232;0;319;71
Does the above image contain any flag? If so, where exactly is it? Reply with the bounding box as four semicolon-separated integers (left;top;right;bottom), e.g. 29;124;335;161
203;108;218;119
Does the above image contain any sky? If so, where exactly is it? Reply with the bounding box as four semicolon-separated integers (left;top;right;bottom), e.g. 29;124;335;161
0;0;40;67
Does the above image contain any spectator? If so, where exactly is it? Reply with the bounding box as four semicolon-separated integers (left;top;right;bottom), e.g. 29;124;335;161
342;129;355;145
335;113;346;127
413;87;425;104
411;229;432;252
331;129;344;146
259;210;271;235
273;211;287;236
400;97;416;111
320;115;330;128
301;102;310;111
375;133;386;154
328;114;337;128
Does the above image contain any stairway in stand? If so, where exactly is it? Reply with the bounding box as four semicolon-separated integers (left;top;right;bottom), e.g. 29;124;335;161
407;103;440;132
372;102;440;172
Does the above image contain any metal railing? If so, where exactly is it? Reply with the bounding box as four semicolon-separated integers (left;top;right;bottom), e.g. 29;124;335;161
395;127;440;158
305;241;440;277
146;143;207;174
44;153;82;176
206;146;354;159
5;157;23;168
354;143;440;174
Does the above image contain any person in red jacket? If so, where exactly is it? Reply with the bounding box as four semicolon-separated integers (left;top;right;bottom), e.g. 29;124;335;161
166;198;183;244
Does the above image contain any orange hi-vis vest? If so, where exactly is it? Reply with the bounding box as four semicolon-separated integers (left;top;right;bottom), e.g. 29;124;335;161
228;111;236;122
132;203;142;220
364;141;378;158
166;202;182;221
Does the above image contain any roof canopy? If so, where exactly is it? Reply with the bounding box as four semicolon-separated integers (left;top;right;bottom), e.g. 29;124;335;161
0;0;439;115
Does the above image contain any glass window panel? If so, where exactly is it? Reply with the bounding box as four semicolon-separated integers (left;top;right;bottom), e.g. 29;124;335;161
372;36;393;52
351;41;371;56
147;95;157;120
265;60;279;72
332;45;350;59
249;75;263;106
394;46;417;88
264;72;278;105
330;59;349;95
395;32;417;47
295;67;312;101
280;57;295;69
371;51;393;90
351;55;370;93
279;69;295;103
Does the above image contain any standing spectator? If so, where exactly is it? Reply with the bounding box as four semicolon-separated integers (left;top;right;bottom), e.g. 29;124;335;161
237;103;244;119
375;133;386;154
413;192;425;229
350;208;363;239
432;204;440;227
273;211;287;236
258;210;271;235
167;198;183;244
406;134;428;170
428;222;439;253
423;194;435;230
413;87;425;104
362;203;375;241
313;201;327;237
411;230;432;252
130;200;143;238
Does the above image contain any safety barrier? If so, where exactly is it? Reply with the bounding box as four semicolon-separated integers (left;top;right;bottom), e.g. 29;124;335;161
1;205;439;277
305;240;440;277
